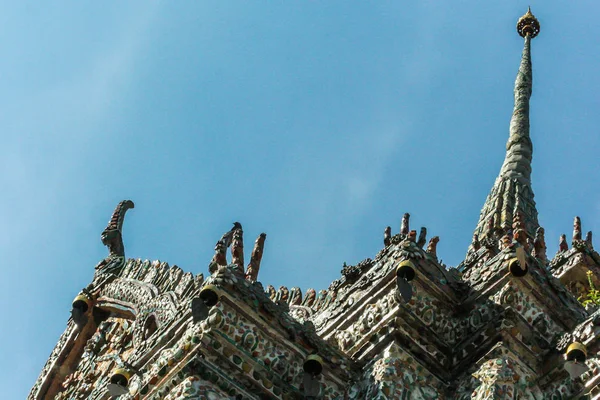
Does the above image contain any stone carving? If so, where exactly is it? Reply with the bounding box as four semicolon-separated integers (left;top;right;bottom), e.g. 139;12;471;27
470;233;481;252
303;288;316;307
313;289;328;311
245;233;266;282
348;342;445;399
532;226;547;261
586;231;594;249
401;213;410;236
266;284;276;301
276;286;289;303
426;236;440;258
514;228;528;251
559;234;568;252
573;216;582;243
408;230;417;242
230;224;244;273
95;200;134;276
289;287;302;305
384;226;391;246
417;227;427;249
208;222;242;274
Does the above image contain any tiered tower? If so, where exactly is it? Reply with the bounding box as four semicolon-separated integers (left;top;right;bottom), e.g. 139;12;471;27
30;9;600;400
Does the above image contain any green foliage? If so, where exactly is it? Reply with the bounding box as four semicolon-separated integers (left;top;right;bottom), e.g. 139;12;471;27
578;271;600;307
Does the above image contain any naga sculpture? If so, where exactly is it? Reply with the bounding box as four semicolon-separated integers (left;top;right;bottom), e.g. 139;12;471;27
208;222;242;274
426;236;440;258
95;200;135;276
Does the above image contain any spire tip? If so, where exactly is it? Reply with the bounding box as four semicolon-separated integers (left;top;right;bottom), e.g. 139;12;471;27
517;7;540;38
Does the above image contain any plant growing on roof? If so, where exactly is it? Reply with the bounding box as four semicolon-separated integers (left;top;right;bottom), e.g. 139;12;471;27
578;271;600;308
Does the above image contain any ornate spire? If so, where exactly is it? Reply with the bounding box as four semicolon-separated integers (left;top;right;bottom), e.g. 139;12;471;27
470;9;540;245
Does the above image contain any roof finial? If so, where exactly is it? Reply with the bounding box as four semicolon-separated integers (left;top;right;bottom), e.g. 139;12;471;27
466;9;542;255
517;7;540;38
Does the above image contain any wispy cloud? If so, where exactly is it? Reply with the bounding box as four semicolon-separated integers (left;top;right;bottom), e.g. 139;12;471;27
0;4;162;398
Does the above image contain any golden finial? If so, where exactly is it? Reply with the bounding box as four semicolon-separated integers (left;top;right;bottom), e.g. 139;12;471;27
517;6;540;38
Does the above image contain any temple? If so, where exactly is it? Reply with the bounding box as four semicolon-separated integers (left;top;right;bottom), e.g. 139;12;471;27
29;9;600;400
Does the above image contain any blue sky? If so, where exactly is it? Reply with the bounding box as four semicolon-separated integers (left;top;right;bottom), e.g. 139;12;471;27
2;2;600;398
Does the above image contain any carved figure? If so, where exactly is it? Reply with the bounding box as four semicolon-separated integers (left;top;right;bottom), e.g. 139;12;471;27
513;228;528;251
209;222;242;274
470;234;481;252
532;227;547;261
501;231;513;249
401;213;410;236
245;233;267;282
426;236;440;257
384;226;392;247
573;216;582;243
95;200;135;276
417;227;427;249
559;234;568;252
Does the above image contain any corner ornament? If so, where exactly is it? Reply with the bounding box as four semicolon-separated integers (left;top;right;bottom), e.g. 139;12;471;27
95;200;135;276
